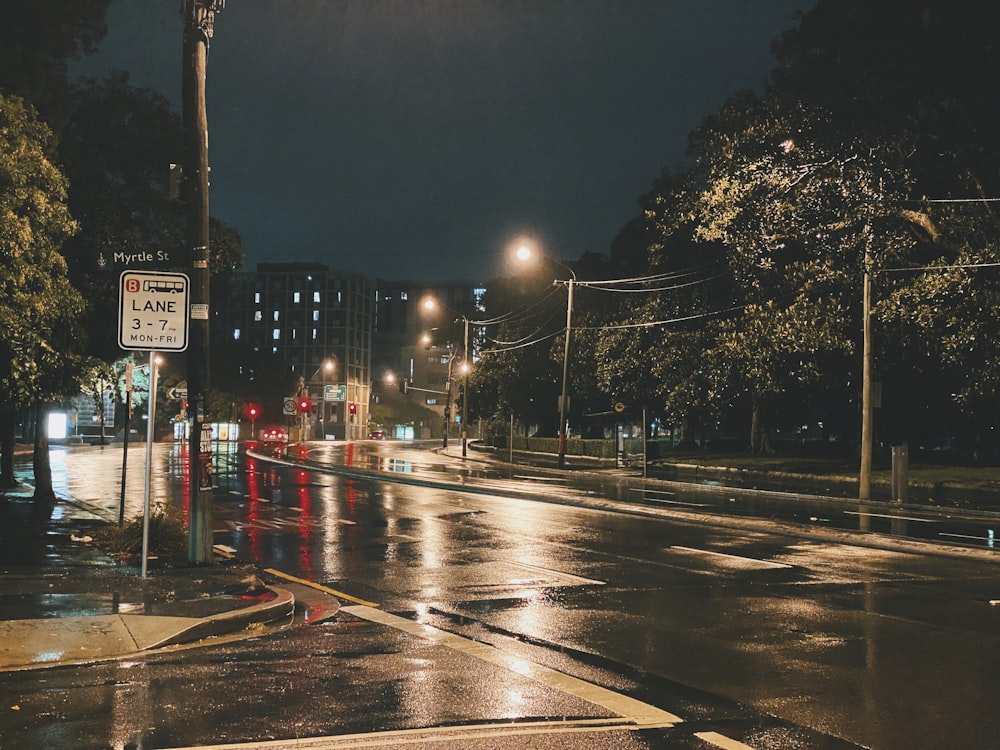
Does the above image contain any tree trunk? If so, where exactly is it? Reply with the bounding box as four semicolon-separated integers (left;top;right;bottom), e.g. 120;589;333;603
0;411;15;488
749;394;776;455
32;402;56;504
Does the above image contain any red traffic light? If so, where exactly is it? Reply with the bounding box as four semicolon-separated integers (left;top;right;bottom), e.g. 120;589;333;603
247;404;260;419
348;402;357;414
297;397;311;413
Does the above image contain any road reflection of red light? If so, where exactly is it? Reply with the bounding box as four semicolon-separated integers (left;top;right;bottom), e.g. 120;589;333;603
246;458;259;501
298;483;313;577
346;443;354;467
346;481;357;514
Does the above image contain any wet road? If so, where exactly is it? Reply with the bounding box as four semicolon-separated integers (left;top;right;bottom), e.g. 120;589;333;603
5;441;1000;749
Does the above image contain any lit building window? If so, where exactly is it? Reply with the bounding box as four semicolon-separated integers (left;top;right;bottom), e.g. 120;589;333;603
401;291;408;300
293;292;301;303
272;329;280;340
312;328;318;340
233;328;241;340
313;311;320;321
254;310;262;322
254;292;261;303
273;310;280;321
313;291;321;303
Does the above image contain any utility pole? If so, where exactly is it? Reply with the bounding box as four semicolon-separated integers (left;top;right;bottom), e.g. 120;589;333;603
859;226;873;501
461;316;469;458
182;0;223;564
557;277;574;469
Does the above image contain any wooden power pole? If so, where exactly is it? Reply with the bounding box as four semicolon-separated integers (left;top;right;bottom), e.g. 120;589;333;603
182;0;223;564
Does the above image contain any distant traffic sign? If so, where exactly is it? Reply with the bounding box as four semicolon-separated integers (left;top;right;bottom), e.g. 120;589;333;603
118;271;189;351
282;398;297;416
167;387;188;400
324;384;347;402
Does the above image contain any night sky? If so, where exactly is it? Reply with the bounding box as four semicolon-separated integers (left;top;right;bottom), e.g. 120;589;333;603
73;0;814;282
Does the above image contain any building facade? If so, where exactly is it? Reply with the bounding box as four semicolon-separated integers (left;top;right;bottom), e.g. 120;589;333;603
223;263;374;440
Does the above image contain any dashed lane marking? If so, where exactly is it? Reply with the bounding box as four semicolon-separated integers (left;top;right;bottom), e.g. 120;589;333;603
668;545;793;570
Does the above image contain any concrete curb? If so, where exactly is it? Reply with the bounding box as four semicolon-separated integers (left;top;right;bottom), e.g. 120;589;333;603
0;586;295;672
154;585;296;648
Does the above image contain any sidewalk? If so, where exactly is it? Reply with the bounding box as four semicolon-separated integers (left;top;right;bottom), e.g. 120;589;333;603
0;482;296;672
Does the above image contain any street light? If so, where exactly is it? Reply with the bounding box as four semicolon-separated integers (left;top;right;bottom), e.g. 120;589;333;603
516;242;576;469
421;297;474;457
310;358;336;439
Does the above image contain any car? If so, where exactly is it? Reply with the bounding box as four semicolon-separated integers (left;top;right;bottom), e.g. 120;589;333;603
260;426;288;443
368;430;385;440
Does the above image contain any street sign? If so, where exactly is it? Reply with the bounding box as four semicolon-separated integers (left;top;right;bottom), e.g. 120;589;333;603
167;387;188;400
282;397;297;416
118;270;189;351
324;384;347;402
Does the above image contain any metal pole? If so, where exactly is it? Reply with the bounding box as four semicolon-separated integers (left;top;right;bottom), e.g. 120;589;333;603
461;317;469;458
119;388;131;527
557;278;574;468
442;354;452;449
141;352;159;579
119;361;133;527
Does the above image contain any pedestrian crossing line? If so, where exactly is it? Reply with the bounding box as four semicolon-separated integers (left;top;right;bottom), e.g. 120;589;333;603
341;604;683;727
263;568;379;608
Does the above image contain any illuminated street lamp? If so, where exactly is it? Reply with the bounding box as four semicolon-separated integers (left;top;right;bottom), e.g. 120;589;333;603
516;242;575;469
310;358;336;439
421;296;474;457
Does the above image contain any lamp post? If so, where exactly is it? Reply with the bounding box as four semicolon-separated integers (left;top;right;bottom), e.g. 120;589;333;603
310;358;335;440
421;297;478;456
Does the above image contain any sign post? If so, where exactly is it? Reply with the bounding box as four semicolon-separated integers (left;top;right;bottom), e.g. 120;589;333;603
118;272;187;577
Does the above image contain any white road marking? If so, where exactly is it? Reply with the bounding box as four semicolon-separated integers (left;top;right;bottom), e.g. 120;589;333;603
513;474;566;483
844;511;935;523
940;532;990;542
668;546;793;570
164;718;678;749
506;560;606;586
629;488;710;507
695;730;756;749
341;605;682;727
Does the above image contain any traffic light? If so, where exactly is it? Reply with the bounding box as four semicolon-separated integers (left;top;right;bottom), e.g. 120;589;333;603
247;403;259;420
348;402;357;415
297;397;311;414
398;378;409;394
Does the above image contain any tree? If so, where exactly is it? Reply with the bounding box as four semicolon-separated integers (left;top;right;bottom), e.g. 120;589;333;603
687;91;916;453
0;94;85;494
0;0;111;128
770;0;1000;454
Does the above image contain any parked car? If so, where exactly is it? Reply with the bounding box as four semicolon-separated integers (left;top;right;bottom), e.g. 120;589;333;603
260;426;289;443
368;430;385;440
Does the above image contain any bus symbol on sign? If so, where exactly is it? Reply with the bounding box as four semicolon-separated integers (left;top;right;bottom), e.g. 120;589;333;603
118;270;190;352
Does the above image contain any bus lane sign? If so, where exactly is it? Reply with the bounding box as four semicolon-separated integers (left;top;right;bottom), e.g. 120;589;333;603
118;271;190;351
